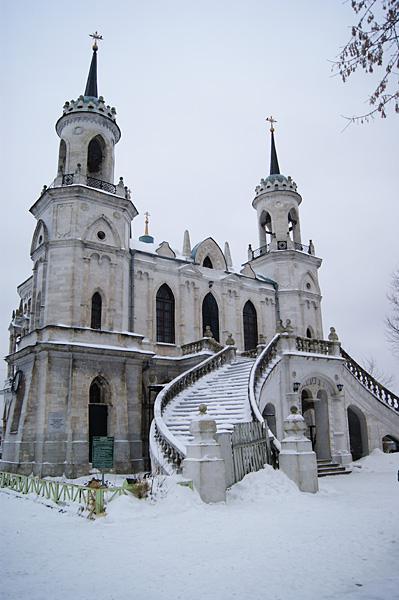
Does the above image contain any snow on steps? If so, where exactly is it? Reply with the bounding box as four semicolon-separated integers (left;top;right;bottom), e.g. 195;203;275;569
162;357;255;444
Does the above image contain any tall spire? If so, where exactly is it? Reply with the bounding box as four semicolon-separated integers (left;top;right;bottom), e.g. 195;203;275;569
266;116;280;175
84;31;103;98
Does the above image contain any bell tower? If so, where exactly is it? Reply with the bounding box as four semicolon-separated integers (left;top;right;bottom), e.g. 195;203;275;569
55;32;120;186
250;118;323;339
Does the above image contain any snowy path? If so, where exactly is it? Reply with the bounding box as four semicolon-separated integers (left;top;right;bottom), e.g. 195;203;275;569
1;451;398;600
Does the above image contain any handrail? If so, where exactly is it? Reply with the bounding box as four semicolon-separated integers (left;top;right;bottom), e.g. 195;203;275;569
181;337;223;356
296;336;337;356
248;334;281;456
341;348;399;413
152;345;236;472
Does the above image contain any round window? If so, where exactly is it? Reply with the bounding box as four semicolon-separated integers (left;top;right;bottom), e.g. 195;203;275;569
97;231;106;241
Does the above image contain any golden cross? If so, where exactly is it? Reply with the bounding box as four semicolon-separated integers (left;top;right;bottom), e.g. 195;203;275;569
144;211;150;236
266;115;277;133
89;31;103;50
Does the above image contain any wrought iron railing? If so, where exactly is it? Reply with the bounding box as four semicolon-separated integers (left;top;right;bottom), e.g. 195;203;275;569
0;471;126;515
181;337;223;356
151;345;236;473
61;173;117;195
86;176;117;194
251;242;312;259
341;349;399;413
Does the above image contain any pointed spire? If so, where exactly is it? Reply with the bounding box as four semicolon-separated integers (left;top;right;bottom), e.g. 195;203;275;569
84;32;103;98
183;230;192;257
266;116;280;175
224;242;233;270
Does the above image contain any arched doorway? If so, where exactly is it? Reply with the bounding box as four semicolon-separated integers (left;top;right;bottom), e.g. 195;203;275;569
243;300;258;351
262;403;277;436
156;284;175;343
347;406;368;460
301;388;331;459
89;377;109;462
202;293;219;341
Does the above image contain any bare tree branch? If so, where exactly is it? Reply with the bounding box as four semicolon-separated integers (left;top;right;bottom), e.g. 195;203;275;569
386;268;399;352
333;0;399;123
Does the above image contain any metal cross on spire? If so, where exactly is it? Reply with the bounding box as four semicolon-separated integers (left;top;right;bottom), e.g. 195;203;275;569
89;31;103;51
144;212;150;236
266;115;277;133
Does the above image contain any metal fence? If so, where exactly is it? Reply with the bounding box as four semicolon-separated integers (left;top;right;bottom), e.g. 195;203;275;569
231;422;270;483
0;471;126;516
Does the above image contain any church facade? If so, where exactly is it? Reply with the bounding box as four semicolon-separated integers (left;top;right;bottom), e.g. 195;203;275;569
2;44;399;478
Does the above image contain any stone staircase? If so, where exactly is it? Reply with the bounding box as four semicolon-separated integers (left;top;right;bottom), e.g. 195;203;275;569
317;459;352;477
162;357;254;444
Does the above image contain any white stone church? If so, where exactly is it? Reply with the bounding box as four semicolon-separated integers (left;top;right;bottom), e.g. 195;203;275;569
2;43;399;479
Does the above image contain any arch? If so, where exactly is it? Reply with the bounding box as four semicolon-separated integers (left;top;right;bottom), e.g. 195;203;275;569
288;207;301;245
243;300;258;351
58;139;67;174
259;210;273;248
83;214;121;248
203;256;213;269
202;292;220;342
91;292;102;329
30;220;49;255
156;284;175;343
262;403;276;437
191;238;227;270
306;326;313;339
382;434;399;453
88;376;110;462
87;135;106;178
301;271;321;295
347;405;369;460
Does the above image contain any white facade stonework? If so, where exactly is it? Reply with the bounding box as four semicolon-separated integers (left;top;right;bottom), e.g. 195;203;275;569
2;49;399;480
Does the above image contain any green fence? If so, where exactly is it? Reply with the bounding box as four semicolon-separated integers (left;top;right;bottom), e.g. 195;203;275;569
0;471;126;516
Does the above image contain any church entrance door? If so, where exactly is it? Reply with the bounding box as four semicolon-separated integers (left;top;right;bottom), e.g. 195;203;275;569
301;388;331;460
89;404;108;462
202;293;220;342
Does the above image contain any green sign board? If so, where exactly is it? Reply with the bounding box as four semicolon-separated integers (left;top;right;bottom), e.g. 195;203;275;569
92;436;114;470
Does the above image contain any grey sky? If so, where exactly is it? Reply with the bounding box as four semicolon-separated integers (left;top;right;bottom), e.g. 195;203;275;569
1;1;398;389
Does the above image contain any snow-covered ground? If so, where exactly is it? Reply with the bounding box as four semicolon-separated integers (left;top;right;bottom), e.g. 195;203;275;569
1;450;398;600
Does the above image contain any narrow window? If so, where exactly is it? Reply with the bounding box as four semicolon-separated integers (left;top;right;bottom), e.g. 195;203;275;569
306;327;313;339
87;136;104;176
156;284;175;343
89;377;109;462
202;293;219;342
91;292;102;329
243;300;258;351
203;256;213;269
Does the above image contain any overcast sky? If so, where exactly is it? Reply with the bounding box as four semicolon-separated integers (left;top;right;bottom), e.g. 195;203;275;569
1;0;398;390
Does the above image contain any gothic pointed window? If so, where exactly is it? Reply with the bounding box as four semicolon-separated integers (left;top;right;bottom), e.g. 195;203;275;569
87;135;105;177
306;327;313;339
243;300;258;351
58;139;66;175
91;292;102;329
156;284;175;343
203;256;213;269
89;377;109;462
202;293;219;342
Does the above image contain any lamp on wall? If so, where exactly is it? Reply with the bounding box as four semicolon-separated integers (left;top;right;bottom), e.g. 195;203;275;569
337;383;344;392
293;382;301;392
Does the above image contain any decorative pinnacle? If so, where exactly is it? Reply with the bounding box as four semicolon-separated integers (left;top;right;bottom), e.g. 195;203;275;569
266;115;277;133
89;31;103;51
144;212;150;236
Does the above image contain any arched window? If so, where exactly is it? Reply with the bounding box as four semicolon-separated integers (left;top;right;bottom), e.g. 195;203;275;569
89;377;109;462
202;293;219;342
58;139;66;174
259;210;272;248
91;292;102;329
87;135;105;176
288;208;301;245
306;327;313;339
156;284;175;343
243;300;258;351
262;403;277;436
203;256;213;269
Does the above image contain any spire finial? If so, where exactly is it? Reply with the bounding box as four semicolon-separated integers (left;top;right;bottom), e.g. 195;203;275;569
144;212;150;236
84;32;102;97
266;115;277;133
89;31;103;51
266;115;280;175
